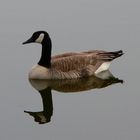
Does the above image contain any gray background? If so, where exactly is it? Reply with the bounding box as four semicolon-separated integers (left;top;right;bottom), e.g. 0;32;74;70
0;0;139;140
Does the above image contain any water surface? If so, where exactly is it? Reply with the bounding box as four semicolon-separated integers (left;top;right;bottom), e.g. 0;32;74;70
0;0;140;140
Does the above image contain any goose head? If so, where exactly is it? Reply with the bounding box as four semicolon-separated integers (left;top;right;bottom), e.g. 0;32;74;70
22;31;50;45
22;31;52;68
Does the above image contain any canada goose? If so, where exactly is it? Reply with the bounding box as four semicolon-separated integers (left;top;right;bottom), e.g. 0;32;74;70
23;31;123;79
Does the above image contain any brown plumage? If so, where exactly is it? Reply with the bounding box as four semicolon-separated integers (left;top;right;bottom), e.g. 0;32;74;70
48;50;123;79
22;31;124;79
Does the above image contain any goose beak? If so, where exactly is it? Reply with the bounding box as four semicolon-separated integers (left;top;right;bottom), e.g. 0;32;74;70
22;37;33;45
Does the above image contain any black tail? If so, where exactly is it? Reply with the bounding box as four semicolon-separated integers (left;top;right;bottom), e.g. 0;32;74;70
98;50;124;61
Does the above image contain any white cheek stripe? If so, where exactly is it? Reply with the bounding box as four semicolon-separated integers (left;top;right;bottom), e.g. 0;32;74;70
35;33;44;43
95;62;111;74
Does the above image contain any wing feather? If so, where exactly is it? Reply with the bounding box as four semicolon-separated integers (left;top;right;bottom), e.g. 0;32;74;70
51;52;98;72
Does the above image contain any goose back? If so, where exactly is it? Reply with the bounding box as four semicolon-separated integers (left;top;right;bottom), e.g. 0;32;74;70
51;51;104;72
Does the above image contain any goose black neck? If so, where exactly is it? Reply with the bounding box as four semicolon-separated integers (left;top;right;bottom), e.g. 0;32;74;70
38;37;52;68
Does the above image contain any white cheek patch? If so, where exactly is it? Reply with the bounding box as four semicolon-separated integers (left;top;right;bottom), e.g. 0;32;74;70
35;33;45;43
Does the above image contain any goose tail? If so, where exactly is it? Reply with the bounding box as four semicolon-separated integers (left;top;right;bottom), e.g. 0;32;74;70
98;50;124;61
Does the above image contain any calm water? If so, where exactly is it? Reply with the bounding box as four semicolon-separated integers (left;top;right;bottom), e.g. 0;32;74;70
0;0;140;140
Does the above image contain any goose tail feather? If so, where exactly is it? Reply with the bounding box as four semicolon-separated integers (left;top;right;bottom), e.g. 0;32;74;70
98;50;124;61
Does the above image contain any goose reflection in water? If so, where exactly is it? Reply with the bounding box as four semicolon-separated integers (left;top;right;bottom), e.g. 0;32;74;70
24;70;123;124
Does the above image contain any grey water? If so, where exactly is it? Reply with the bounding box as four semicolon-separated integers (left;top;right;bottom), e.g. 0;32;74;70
0;0;140;140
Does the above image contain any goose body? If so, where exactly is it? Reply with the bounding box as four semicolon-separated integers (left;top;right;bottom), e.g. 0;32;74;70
23;31;123;79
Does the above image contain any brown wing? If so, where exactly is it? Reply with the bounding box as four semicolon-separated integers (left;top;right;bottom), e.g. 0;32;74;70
51;52;98;72
51;52;78;59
